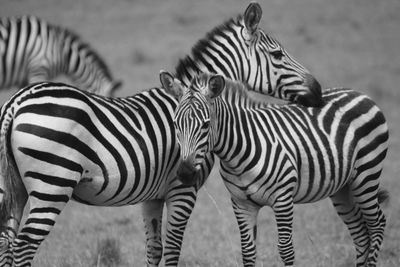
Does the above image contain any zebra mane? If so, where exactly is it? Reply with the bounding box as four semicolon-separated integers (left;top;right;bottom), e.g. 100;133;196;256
174;15;243;80
52;23;114;80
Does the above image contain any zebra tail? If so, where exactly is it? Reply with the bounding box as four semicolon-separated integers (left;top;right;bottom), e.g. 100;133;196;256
0;106;21;228
377;188;389;205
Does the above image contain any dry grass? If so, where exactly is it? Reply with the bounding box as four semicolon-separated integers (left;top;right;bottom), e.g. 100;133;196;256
1;0;399;266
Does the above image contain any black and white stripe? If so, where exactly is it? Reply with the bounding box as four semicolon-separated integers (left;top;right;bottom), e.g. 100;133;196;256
0;82;213;267
0;3;323;266
167;73;389;267
175;2;322;107
0;15;121;96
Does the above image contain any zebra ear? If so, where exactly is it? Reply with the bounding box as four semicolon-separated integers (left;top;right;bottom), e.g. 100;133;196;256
244;2;262;34
160;70;184;100
207;75;225;99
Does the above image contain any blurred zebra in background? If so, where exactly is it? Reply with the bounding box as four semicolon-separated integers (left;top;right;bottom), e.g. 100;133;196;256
163;72;389;267
0;15;121;96
0;2;322;266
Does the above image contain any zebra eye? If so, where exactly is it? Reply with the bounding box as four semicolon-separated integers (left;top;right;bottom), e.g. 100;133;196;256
270;50;284;60
203;120;210;128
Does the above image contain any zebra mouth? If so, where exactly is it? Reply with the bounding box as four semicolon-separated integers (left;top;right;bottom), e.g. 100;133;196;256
177;171;199;186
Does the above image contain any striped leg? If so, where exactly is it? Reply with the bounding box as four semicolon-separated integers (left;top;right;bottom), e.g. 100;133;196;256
142;199;164;267
231;197;260;267
0;171;28;266
272;194;295;267
164;185;197;266
350;174;386;267
0;188;27;246
330;185;369;266
11;190;71;267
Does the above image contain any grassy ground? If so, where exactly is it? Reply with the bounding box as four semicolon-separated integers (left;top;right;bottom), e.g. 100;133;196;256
1;0;399;266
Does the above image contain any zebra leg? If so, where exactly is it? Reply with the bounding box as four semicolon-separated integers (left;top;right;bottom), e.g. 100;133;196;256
11;188;72;266
0;179;27;248
0;180;27;267
231;197;260;267
142;199;164;267
330;185;369;266
272;195;295;267
164;185;197;266
350;174;386;267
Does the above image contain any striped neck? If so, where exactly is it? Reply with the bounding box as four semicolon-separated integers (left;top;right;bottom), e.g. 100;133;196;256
211;80;275;159
58;27;114;94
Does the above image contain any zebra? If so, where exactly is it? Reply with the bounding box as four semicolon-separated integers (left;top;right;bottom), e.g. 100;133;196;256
0;3;322;266
161;72;389;267
0;82;215;267
0;15;121;96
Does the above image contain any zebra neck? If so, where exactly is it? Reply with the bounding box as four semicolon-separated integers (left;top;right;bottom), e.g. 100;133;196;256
213;97;248;162
59;30;112;92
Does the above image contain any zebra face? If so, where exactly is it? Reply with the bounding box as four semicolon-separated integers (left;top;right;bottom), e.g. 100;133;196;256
173;103;211;186
241;2;322;107
161;72;222;186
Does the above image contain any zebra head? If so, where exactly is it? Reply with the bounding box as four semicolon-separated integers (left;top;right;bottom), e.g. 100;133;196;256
175;2;322;107
161;71;221;186
240;2;322;106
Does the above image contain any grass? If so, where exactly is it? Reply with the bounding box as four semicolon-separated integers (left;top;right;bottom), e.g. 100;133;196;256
1;0;400;266
93;238;123;267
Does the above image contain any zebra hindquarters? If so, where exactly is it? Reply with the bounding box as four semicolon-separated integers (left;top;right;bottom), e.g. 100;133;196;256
335;96;389;267
329;185;370;266
6;117;80;266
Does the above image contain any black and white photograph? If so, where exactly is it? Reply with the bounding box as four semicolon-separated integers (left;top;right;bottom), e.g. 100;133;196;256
0;0;399;266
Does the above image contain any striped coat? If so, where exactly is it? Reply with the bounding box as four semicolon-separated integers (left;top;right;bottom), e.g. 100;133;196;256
0;15;121;96
165;73;389;267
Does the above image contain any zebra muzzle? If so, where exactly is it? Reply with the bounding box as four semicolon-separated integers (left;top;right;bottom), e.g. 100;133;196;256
297;74;324;107
177;159;199;186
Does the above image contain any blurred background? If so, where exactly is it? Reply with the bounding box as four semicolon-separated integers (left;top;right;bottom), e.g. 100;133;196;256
0;0;399;266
